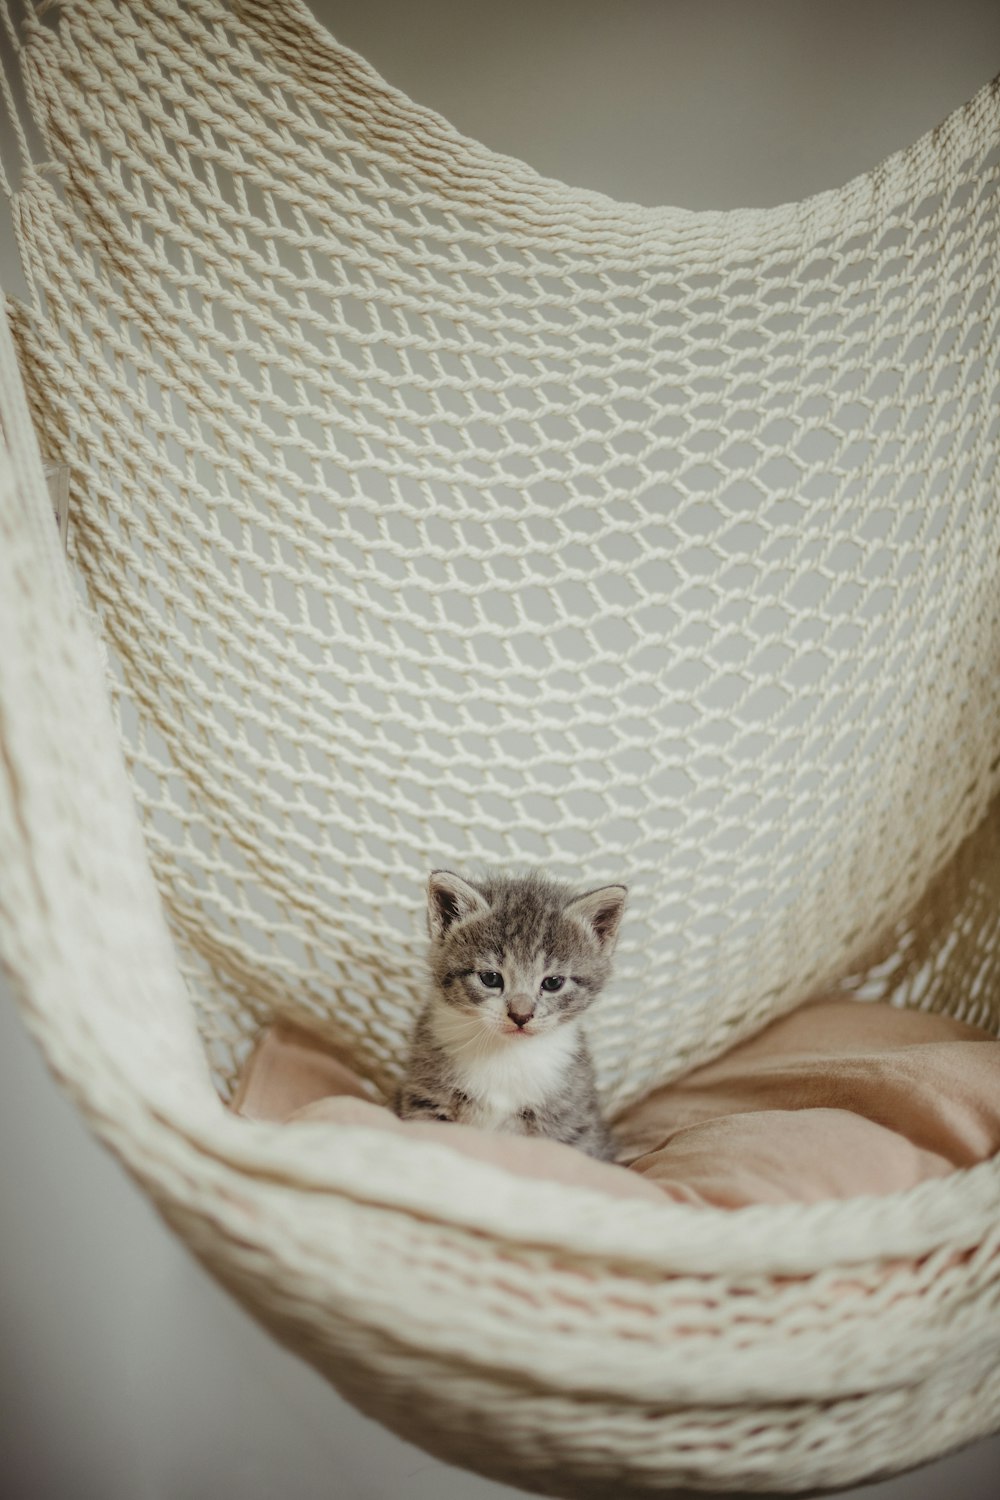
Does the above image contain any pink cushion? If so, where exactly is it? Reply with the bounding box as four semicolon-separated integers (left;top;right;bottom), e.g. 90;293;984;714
232;1024;661;1203
231;1002;1000;1207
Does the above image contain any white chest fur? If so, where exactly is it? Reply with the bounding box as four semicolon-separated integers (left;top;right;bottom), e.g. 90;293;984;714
430;1002;577;1127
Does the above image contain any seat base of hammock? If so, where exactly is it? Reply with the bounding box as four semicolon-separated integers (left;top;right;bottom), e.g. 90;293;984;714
215;999;1000;1497
239;1293;1000;1500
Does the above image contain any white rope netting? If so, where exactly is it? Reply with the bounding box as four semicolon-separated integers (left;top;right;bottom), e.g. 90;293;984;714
3;0;999;1109
2;4;1000;1493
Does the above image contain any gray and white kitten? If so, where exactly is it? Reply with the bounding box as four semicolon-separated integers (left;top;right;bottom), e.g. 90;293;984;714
395;870;626;1162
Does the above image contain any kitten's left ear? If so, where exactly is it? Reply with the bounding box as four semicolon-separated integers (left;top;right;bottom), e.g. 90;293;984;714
565;884;627;953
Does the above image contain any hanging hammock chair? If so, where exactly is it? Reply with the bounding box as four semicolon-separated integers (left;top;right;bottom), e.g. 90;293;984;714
2;1;1000;1493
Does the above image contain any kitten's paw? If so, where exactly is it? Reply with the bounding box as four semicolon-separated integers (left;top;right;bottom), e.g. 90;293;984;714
396;1090;454;1123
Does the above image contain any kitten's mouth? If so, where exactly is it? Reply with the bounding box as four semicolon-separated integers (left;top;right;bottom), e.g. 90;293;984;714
502;1024;534;1038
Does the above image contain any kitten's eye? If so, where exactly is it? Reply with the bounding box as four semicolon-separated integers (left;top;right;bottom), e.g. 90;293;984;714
540;975;565;993
478;970;503;990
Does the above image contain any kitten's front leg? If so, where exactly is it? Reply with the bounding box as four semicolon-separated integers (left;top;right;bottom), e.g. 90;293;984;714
394;1084;458;1123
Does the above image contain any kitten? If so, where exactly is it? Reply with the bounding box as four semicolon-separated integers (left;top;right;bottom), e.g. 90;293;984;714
395;869;626;1162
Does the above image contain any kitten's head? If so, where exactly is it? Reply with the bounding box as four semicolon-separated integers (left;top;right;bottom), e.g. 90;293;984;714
425;869;626;1040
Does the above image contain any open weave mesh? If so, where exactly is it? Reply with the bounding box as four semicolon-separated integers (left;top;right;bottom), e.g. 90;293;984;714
2;0;999;1112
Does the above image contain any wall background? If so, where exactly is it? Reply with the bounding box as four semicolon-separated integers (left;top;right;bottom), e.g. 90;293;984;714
3;3;1000;1497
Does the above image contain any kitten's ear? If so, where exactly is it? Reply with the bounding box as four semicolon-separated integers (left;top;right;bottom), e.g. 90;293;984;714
565;885;627;953
427;870;489;940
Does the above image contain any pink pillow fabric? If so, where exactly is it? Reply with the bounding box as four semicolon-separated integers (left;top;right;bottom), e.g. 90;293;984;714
231;1003;1000;1208
232;1023;662;1203
614;1000;1000;1205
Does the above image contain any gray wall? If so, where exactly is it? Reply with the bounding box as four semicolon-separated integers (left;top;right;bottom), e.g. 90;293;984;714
3;3;1000;1497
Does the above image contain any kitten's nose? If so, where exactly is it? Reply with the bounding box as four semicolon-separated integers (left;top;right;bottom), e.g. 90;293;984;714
507;998;535;1029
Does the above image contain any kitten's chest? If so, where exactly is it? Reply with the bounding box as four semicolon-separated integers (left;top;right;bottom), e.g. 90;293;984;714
452;1032;575;1125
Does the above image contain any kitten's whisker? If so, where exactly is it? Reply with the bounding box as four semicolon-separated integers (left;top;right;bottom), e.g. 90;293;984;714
450;1019;498;1058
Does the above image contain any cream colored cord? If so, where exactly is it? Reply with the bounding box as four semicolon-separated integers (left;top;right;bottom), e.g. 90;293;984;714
1;5;999;1492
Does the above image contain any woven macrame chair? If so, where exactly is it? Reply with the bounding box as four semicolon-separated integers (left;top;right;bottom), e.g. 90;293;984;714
2;2;1000;1494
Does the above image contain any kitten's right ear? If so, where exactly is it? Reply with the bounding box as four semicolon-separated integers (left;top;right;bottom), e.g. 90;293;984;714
565;884;628;953
427;870;488;940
